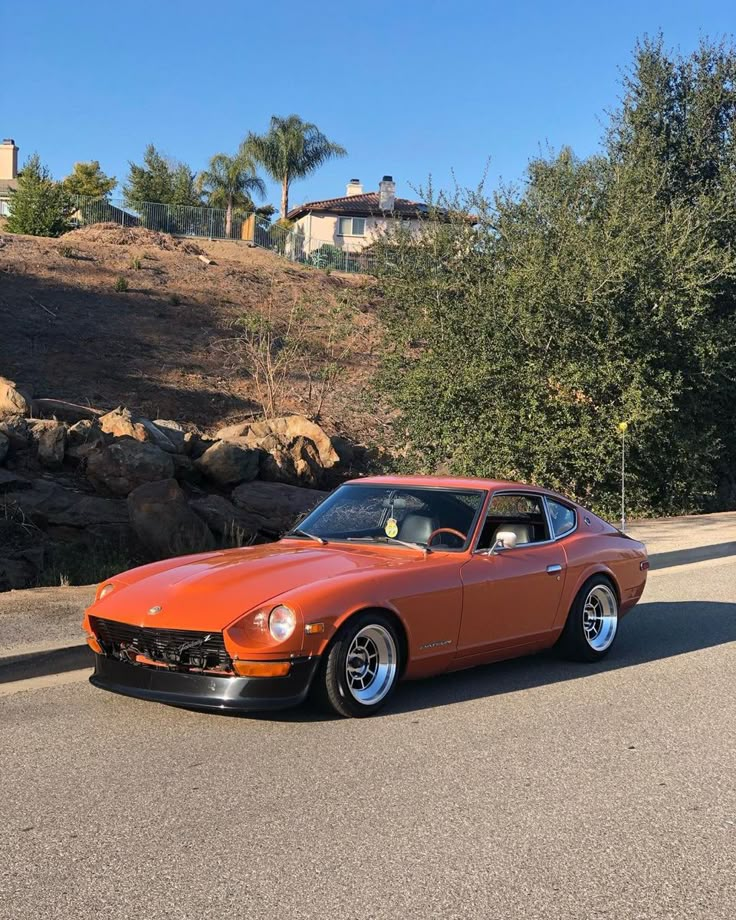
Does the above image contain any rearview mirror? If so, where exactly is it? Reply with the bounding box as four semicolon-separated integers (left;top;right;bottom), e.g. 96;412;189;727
490;531;518;555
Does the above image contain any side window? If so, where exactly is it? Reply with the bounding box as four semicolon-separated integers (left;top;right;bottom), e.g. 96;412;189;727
476;493;550;549
547;499;576;538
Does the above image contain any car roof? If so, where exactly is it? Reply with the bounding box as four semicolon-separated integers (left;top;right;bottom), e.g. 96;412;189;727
347;474;574;501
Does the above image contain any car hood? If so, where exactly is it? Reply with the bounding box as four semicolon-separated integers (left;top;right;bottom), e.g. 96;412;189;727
89;540;424;631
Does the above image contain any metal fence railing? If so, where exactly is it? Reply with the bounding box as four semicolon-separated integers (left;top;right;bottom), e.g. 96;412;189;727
67;195;379;275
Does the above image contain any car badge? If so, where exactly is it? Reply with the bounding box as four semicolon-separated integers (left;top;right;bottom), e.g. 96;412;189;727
148;605;162;615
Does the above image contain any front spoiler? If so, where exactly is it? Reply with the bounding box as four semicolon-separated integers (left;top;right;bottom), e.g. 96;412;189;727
90;653;320;712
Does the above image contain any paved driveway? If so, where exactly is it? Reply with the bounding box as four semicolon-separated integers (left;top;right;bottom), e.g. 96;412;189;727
0;521;734;919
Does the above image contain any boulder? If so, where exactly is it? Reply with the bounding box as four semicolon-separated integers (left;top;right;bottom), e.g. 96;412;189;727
0;377;31;420
66;419;106;462
0;432;8;465
36;424;67;469
189;494;256;540
152;419;186;453
171;453;201;485
128;479;214;559
0;553;41;590
0;469;32;493
215;415;339;470
0;478;128;528
258;435;322;487
0;416;30;451
98;407;176;452
195;439;260;486
231;481;328;535
86;439;174;496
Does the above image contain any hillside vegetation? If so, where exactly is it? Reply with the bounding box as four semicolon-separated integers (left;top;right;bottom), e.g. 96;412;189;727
0;227;381;443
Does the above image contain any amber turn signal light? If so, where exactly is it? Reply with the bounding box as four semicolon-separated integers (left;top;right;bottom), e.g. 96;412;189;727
233;661;291;678
305;623;325;635
86;635;103;654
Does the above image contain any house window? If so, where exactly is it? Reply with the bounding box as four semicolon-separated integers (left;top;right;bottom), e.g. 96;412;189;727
337;216;366;236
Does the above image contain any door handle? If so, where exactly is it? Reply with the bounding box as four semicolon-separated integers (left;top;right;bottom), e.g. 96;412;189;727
546;564;563;574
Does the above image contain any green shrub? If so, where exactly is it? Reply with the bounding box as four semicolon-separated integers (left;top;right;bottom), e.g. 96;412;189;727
113;276;129;292
373;38;736;518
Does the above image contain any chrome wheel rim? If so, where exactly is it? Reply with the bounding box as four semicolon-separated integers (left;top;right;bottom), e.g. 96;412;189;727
583;584;618;651
345;625;397;705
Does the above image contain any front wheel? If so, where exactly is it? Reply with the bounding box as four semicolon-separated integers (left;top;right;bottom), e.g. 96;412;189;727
315;612;401;718
559;576;619;662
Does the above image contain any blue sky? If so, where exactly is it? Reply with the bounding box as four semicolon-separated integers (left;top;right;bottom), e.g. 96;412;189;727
3;1;733;210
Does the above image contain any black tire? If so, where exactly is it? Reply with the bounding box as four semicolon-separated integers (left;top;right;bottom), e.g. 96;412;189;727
558;575;620;662
314;611;401;718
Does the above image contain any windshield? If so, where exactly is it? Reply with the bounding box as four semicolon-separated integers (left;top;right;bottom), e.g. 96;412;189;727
292;484;485;550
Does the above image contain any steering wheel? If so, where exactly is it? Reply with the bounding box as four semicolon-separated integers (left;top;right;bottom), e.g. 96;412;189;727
427;527;467;547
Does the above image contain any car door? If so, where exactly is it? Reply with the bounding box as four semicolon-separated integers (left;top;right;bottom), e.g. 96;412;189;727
457;492;567;657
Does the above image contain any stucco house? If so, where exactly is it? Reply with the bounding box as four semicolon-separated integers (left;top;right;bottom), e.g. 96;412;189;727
287;176;431;253
0;138;19;216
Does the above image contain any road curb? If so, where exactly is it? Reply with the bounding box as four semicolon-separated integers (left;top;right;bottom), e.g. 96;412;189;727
0;643;92;685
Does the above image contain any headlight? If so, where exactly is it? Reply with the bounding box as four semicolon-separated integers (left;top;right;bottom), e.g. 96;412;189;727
268;605;296;642
98;583;115;600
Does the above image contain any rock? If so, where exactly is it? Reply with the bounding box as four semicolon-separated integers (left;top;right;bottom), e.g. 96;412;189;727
183;431;211;459
195;439;260;486
1;478;128;528
171;453;201;485
98;407;176;452
231;481;328;535
152;419;186;453
98;406;143;440
86;439;175;496
0;469;32;493
31;399;102;424
0;541;45;591
215;415;340;482
0;377;31;420
0;432;8;465
331;435;356;466
138;418;177;453
0;416;30;451
66;419;106;462
36;424;67;469
189;494;256;541
128;479;214;559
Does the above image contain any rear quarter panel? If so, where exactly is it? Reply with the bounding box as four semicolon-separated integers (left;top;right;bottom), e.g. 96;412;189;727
554;523;647;630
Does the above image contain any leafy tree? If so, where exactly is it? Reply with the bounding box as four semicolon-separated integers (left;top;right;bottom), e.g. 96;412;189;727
5;154;72;237
246;115;347;218
123;144;201;208
373;37;736;518
62;161;116;200
197;148;266;238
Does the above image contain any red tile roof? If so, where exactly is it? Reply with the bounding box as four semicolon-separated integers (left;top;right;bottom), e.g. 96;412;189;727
287;191;431;221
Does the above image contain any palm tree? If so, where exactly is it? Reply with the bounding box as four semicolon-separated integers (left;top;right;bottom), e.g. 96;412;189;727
197;148;266;238
246;115;347;219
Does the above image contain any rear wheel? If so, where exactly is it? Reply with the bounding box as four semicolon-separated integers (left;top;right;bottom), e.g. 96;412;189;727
559;576;619;662
315;612;401;718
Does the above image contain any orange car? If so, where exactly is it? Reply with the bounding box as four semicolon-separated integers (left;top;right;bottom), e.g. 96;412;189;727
83;476;648;718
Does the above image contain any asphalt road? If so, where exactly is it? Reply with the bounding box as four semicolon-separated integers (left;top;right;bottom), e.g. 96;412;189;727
1;552;734;918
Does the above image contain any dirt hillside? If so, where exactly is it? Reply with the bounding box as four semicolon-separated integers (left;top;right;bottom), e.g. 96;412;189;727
0;227;384;442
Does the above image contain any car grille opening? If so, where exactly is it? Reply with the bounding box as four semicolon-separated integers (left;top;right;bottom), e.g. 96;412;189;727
89;616;233;673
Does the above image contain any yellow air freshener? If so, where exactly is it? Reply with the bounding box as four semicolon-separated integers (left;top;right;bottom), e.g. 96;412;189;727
385;517;399;539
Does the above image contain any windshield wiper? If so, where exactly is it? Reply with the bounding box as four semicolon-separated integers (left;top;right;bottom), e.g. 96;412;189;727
345;536;429;553
288;528;326;545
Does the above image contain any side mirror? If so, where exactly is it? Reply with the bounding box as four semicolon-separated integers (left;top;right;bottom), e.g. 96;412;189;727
490;531;518;555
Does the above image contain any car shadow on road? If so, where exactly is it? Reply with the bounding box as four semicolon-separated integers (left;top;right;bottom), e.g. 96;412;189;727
649;543;736;570
385;600;736;717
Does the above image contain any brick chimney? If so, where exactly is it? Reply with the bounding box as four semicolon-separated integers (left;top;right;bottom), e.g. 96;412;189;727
346;178;363;197
0;139;18;182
